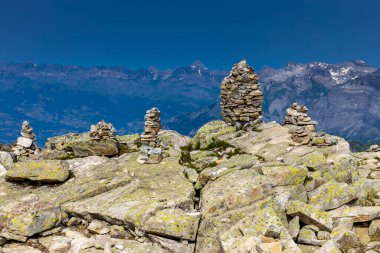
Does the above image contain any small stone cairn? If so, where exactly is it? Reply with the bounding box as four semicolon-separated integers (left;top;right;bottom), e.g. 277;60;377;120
12;121;39;157
283;103;317;144
368;144;380;152
284;103;337;146
141;108;161;147
221;59;263;129
90;120;116;140
138;108;163;164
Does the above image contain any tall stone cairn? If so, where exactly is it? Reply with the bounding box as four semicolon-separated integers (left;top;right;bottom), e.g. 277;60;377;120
12;121;38;157
141;107;161;147
89;120;116;140
283;103;318;144
221;59;263;129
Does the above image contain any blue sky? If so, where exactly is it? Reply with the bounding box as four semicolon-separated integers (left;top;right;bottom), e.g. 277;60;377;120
0;0;379;70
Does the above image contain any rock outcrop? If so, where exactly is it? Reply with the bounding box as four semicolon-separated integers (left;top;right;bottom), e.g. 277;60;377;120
5;160;70;183
0;120;378;252
12;121;39;157
42;133;120;159
221;59;263;129
0;151;14;177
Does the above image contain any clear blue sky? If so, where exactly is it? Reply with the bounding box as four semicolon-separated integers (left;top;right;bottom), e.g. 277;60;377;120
0;0;379;70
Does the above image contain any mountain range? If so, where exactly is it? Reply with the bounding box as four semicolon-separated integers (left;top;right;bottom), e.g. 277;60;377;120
0;60;379;148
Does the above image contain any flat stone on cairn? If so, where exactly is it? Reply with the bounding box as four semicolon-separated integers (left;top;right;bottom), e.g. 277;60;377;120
89;120;117;140
12;121;39;157
220;59;263;129
138;107;163;164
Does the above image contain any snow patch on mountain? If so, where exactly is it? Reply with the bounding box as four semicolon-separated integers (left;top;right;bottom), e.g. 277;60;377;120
329;67;353;84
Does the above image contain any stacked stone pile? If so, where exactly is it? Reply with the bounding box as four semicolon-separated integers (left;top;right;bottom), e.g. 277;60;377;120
89;120;116;140
141;107;161;147
220;59;263;129
284;103;338;146
283;103;317;144
12;121;39;157
138;108;163;164
368;144;380;152
284;103;317;127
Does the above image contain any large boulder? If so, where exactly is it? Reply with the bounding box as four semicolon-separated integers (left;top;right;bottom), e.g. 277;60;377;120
115;133;140;154
200;169;268;218
0;156;130;242
0;151;14;167
329;205;380;222
144;209;200;241
44;133;119;158
261;165;307;186
5;160;70;183
308;181;357;211
63;154;198;242
217;122;295;161
0;152;14;177
158;130;190;149
199;154;260;187
369;219;380;241
218;206;301;253
1;204;65;238
190;121;236;150
188;150;218;172
286;200;333;231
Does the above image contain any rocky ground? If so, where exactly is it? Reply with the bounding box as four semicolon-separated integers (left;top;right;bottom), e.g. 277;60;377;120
0;121;380;252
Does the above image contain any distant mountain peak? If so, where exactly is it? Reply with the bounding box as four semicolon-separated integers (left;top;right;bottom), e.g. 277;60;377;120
190;60;208;71
351;60;369;66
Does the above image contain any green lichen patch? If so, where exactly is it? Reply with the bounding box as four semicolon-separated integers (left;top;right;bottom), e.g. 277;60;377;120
190;121;237;150
144;209;200;241
5;160;70;183
5;205;65;237
116;133;140;154
261;165;307;186
308;180;357;211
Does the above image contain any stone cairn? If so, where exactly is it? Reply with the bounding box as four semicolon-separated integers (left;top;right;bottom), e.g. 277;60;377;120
138;108;163;164
221;59;263;129
141;108;161;147
284;103;337;146
283;103;317;144
12;121;39;157
89;120;116;140
368;144;380;152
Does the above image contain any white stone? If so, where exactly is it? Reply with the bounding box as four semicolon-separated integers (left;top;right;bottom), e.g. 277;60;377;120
0;164;7;177
17;137;33;148
0;151;14;166
87;220;111;235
